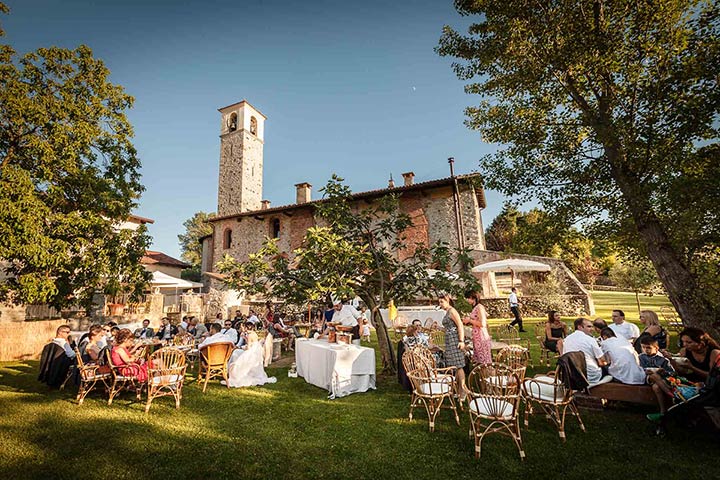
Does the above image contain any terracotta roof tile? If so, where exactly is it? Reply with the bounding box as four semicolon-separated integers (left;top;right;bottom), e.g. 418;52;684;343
141;251;190;268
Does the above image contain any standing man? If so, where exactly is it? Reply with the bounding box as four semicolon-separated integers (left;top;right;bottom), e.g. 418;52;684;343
331;300;362;345
508;287;526;332
608;309;640;343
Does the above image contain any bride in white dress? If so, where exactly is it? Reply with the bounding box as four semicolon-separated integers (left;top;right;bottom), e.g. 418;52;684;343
226;329;277;388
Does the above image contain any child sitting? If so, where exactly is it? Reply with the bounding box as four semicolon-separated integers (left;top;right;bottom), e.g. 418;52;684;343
640;336;675;373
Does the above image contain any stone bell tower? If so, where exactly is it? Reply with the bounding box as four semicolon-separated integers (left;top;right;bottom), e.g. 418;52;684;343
217;100;266;216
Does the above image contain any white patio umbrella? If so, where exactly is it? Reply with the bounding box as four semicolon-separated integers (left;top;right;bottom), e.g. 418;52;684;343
425;269;459;280
471;258;551;287
150;271;203;289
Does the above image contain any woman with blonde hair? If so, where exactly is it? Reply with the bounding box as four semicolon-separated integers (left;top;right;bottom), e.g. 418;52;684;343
633;310;667;352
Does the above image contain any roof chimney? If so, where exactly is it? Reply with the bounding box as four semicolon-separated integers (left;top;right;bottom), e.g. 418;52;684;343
295;182;312;204
401;171;415;186
388;174;395;188
261;200;271;210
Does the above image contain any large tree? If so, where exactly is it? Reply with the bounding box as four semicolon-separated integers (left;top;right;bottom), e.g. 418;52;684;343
217;176;478;373
438;0;720;332
0;6;150;309
178;211;214;281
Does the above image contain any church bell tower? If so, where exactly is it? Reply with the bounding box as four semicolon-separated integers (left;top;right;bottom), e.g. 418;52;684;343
217;100;266;216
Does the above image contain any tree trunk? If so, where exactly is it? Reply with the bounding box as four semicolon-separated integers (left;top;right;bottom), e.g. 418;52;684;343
635;290;641;316
364;296;396;374
606;147;717;335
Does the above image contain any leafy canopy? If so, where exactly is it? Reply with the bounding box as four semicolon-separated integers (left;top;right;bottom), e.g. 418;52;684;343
0;6;150;309
438;0;720;325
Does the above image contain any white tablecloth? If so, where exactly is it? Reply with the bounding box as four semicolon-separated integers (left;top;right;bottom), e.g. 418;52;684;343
295;338;376;398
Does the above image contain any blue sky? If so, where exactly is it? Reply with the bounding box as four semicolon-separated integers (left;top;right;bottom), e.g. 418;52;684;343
4;0;505;259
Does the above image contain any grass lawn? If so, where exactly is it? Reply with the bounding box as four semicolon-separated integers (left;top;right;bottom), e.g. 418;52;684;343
0;292;714;480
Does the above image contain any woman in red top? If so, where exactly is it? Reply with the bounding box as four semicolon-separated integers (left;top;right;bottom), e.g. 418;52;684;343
111;328;149;382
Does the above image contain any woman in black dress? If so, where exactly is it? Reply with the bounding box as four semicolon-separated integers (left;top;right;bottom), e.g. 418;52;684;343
544;310;567;354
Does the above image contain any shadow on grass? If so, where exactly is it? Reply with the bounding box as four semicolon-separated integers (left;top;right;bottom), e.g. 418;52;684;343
1;360;718;480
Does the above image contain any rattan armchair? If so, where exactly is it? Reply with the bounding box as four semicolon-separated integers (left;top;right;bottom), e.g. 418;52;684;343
522;365;586;441
198;342;235;393
467;364;524;460
105;348;143;405
402;346;460;432
495;325;532;366
145;347;187;413
496;345;529;382
74;347;110;405
428;329;445;350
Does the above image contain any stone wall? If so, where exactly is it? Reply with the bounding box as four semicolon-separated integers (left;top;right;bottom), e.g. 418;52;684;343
0;319;67;361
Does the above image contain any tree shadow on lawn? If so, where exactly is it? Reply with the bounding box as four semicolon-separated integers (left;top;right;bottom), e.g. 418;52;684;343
1;361;718;480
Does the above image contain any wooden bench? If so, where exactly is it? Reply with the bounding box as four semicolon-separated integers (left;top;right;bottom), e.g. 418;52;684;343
581;382;658;406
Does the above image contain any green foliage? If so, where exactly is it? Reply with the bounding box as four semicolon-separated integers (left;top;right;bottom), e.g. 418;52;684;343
609;260;661;294
438;0;720;326
178;211;214;267
0;9;150;309
485;204;616;284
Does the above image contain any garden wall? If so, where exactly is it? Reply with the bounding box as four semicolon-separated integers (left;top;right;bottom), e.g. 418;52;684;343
0;319;68;361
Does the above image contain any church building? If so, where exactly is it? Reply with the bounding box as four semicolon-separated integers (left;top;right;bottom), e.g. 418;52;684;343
200;100;491;294
199;100;592;314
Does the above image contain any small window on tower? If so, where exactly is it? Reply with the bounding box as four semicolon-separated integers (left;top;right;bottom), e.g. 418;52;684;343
270;218;280;239
228;113;238;132
223;228;232;249
250;116;258;136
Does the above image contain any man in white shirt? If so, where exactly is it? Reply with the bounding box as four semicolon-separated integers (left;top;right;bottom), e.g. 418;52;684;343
508;287;526;332
220;320;239;344
600;328;646;385
52;325;76;359
332;300;362;345
563;318;607;384
198;323;235;350
608;309;640;342
247;310;260;326
179;316;189;332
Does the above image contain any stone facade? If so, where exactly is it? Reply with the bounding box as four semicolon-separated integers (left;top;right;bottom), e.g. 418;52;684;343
217;101;265;217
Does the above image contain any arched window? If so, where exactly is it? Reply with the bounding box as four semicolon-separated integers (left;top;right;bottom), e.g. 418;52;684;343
250;116;258;136
270;218;280;239
228;113;238;132
223;228;232;249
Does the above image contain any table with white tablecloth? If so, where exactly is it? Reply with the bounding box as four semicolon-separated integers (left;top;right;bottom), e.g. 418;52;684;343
295;338;376;398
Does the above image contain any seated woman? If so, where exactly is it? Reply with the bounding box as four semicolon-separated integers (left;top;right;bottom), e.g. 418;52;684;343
667;327;720;383
111;328;149;382
633;310;668;353
544;310;567;354
225;321;277;388
647;328;720;424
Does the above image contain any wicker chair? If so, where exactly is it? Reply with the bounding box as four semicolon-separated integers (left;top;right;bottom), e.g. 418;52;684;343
496;345;529;382
198;342;235;392
105;348;143;405
467;364;524;460
428;329;445;350
660;306;683;334
522;364;586;441
495;325;532;366
145;347;187;413
402;346;459;432
73;347;110;405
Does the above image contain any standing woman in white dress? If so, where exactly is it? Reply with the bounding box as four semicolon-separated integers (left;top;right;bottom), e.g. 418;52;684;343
226;322;277;388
